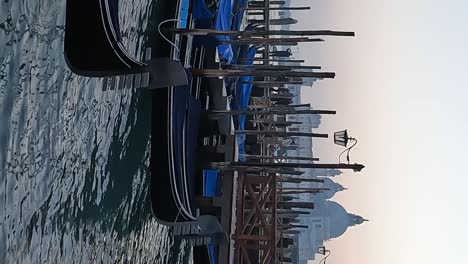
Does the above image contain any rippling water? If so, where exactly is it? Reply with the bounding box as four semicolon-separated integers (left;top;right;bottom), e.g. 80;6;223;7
0;0;182;263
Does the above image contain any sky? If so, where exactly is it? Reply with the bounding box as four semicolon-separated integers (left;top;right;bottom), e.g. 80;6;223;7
292;0;468;263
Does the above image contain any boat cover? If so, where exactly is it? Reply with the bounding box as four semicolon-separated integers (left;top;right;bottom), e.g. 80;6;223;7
180;0;191;28
203;170;222;197
192;0;214;20
192;0;237;63
233;46;257;120
231;0;248;31
208;244;218;264
214;0;234;63
233;46;257;161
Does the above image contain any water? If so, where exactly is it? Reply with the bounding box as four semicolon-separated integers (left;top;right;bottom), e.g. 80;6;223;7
0;0;182;263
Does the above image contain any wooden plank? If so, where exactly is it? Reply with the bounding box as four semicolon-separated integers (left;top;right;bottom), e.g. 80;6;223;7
109;76;116;90
125;74;133;89
118;75;125;90
134;73;141;89
141;72;150;88
102;77;108;91
145;47;152;61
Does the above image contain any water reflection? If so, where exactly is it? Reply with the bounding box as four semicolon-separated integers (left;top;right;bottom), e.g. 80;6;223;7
0;0;179;263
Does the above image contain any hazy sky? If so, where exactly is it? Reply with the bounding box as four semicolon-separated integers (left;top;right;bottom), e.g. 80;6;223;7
293;0;468;263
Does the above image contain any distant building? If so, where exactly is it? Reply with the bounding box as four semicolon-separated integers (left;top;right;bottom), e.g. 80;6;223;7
313;178;346;200
283;85;321;164
311;169;343;177
302;77;319;87
299;201;367;264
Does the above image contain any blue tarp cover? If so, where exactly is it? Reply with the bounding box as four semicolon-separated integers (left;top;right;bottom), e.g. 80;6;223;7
180;0;191;28
208;244;217;264
192;0;213;20
234;46;257;115
233;46;257;161
231;0;248;31
203;170;222;197
215;0;234;63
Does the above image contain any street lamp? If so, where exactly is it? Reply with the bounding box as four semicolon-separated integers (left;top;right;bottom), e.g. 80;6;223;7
210;129;365;173
317;246;331;264
334;130;358;164
334;130;350;147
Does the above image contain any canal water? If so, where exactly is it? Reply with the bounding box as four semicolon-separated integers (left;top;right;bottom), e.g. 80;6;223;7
0;0;187;263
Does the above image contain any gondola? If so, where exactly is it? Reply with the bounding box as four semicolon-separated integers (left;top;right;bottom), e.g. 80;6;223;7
63;0;200;222
64;0;187;88
64;0;145;76
150;76;202;223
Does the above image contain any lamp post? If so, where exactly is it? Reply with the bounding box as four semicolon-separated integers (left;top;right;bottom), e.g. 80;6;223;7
317;246;331;264
334;129;358;164
210;129;364;172
334;130;351;147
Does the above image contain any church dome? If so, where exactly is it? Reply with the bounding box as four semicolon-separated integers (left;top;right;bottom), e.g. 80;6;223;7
318;178;346;200
325;201;366;239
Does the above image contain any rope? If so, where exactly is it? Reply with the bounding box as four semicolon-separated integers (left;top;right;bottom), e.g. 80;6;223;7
319;250;331;264
338;138;358;164
157;18;181;59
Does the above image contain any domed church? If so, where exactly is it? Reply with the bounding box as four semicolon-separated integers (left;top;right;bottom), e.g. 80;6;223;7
299;201;367;263
315;178;347;200
309;201;367;241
